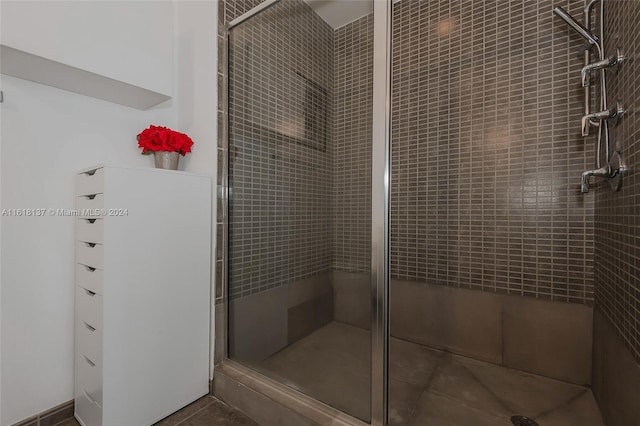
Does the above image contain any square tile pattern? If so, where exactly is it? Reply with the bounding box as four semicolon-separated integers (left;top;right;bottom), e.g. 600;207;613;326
595;0;640;364
223;0;596;307
226;0;334;300
263;321;604;425
390;0;594;303
333;13;373;273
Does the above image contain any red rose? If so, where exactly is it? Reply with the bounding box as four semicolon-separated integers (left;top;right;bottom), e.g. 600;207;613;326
178;133;194;156
136;125;194;156
165;132;183;151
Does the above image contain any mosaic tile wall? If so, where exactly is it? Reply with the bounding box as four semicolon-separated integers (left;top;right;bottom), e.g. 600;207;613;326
596;0;640;362
225;0;334;298
220;0;597;306
215;0;264;305
390;0;595;303
222;0;263;24
333;14;373;273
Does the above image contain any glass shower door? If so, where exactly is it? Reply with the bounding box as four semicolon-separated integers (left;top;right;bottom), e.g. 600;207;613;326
226;0;374;421
388;1;603;425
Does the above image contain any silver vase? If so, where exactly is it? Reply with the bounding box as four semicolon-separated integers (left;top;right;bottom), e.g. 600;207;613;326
154;151;179;170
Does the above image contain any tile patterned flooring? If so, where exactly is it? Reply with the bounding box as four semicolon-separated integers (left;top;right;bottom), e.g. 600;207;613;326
262;321;605;425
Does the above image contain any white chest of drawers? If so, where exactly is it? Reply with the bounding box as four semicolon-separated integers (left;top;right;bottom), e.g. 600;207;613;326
74;165;211;426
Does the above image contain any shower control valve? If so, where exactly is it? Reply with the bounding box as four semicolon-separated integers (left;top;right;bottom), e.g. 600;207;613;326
581;101;625;137
581;49;626;87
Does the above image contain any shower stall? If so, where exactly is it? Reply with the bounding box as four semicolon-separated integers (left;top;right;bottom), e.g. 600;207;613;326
214;0;640;425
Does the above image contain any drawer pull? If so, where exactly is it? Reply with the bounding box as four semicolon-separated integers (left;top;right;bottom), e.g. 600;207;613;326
83;389;98;405
83;265;96;272
76;168;104;196
83;242;97;248
84;288;96;297
80;194;98;200
83;321;96;332
83;218;97;224
83;356;96;367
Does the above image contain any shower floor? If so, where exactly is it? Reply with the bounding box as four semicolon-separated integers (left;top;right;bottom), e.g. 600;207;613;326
262;321;604;425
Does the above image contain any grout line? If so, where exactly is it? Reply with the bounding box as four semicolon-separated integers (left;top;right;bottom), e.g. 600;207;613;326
455;356;518;416
172;397;216;426
402;349;449;423
531;388;589;420
424;389;510;421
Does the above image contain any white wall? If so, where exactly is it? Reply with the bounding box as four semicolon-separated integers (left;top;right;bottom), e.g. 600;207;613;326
174;1;218;176
173;0;219;379
0;2;217;425
1;1;174;96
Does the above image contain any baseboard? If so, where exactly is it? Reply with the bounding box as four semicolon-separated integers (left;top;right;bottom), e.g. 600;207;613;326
11;400;74;426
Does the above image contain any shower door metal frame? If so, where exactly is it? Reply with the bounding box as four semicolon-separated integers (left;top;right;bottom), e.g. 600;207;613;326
221;1;393;425
370;0;392;425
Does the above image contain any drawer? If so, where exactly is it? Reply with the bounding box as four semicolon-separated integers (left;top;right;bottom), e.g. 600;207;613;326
76;264;103;295
77;194;104;217
76;351;103;407
76;219;104;244
76;286;103;332
76;319;102;367
76;168;104;196
75;387;103;426
76;241;104;270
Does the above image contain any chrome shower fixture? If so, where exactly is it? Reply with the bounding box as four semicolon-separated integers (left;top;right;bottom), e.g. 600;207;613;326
581;48;626;87
554;2;630;193
553;6;599;46
581;151;630;193
582;167;607;193
581;101;625;137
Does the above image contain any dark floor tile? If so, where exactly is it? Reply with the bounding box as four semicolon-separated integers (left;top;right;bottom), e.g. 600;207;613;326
456;354;587;418
388;379;425;425
178;399;257;426
535;390;605;426
428;354;511;418
12;418;37;426
262;321;604;425
41;403;74;426
407;392;508;426
52;418;80;426
154;396;215;426
389;337;442;387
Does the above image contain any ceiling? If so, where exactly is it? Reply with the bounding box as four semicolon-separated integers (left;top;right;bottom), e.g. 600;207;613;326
303;0;373;29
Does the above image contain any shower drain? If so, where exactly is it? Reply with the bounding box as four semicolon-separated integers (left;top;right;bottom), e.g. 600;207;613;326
510;415;539;426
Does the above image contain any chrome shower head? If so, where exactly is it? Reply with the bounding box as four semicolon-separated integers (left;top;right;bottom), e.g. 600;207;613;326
553;6;599;46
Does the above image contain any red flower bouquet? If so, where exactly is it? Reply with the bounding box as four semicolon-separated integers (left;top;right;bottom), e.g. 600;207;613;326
137;125;194;156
